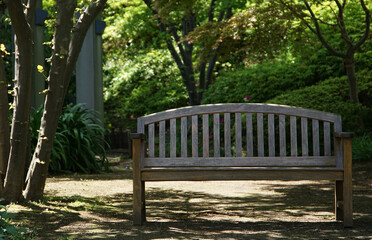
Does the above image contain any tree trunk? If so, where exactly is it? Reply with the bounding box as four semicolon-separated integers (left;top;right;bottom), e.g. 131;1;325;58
344;57;359;103
24;0;107;201
3;25;33;202
0;55;10;195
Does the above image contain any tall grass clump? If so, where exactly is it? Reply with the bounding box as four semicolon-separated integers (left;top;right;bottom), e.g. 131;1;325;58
31;104;110;174
353;134;372;162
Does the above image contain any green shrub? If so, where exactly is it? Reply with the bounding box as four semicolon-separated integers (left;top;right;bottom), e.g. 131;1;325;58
104;49;188;130
202;60;318;104
0;202;31;239
31;104;110;174
268;70;372;133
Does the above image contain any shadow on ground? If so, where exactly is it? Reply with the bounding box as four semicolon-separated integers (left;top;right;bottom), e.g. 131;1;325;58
12;162;372;240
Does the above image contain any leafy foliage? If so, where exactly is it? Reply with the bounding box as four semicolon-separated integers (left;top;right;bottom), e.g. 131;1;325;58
202;59;317;104
0;202;31;239
353;134;372;161
31;104;110;174
104;49;188;130
268;70;372;132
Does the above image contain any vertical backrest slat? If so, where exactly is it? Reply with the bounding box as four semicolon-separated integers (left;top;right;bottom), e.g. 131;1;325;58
235;113;242;157
224;113;231;157
290;116;297;156
159;121;166;158
301;118;308;156
170;119;176;157
203;114;209;157
246;113;253;157
312;119;320;156
257;113;264;157
181;117;187;157
279;115;286;157
148;123;155;158
192;115;198;157
214;114;220;157
324;121;331;156
268;114;275;157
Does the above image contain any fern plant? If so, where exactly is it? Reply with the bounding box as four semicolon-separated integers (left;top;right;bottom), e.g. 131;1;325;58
31;104;110;173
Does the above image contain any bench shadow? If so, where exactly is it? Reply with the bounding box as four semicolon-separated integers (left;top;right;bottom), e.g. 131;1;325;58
14;162;372;239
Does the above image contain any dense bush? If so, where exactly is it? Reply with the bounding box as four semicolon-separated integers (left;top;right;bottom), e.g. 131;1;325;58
202;60;319;104
104;49;188;130
31;104;109;174
268;70;372;133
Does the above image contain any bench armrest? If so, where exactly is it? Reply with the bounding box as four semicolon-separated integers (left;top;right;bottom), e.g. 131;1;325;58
334;132;354;139
130;133;145;140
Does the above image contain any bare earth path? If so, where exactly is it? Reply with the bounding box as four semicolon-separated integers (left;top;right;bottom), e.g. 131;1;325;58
9;157;372;239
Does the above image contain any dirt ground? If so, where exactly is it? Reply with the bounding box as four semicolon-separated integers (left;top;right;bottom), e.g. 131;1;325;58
9;156;372;240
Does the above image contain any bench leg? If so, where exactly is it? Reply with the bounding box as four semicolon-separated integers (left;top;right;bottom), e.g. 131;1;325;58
133;180;146;225
343;137;353;227
335;181;343;221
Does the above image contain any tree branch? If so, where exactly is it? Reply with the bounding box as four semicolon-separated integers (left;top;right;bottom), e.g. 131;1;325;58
353;0;371;51
303;0;346;58
334;0;354;47
64;0;107;88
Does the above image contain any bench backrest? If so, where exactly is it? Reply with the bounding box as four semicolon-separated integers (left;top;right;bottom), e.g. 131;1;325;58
137;103;342;168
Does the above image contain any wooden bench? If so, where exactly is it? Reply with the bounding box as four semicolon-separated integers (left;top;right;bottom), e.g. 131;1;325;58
131;103;353;227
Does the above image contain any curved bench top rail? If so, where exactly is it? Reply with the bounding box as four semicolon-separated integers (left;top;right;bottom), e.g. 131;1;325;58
138;103;341;127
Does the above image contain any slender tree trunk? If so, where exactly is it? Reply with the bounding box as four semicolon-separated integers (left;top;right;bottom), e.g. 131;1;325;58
3;26;33;202
24;0;107;201
344;57;359;103
0;55;10;195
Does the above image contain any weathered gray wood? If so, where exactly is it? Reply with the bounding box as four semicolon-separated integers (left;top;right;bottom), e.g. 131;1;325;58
148;123;155;158
257;113;264;157
334;132;354;169
279;115;286;157
343;137;353;227
324;121;331;156
301;118;308;156
181;117;187;157
235;113;242;157
214;114;220;157
140;103;341;125
144;156;336;167
142;168;344;181
203;114;209;157
224;113;231;157
159;121;165;158
335;180;343;221
268;114;275;157
132;137;145;225
312;119;320;156
290;116;297;157
192;115;198;157
170;119;176;158
246;113;253;157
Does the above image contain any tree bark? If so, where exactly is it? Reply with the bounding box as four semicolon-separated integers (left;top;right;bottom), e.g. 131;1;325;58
3;0;34;202
24;0;107;201
344;57;359;103
0;54;9;195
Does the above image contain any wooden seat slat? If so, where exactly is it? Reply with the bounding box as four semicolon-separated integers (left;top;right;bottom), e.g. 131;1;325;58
279;114;286;157
246;113;253;157
202;114;209;157
312;119;320;156
143;156;336;167
301;117;308;156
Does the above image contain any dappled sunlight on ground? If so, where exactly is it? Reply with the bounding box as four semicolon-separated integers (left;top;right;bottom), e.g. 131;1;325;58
8;158;372;239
